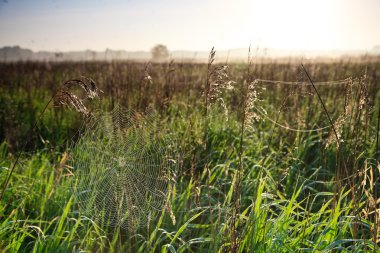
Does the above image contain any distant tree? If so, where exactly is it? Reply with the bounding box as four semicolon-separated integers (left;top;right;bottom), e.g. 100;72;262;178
151;44;169;61
55;52;63;59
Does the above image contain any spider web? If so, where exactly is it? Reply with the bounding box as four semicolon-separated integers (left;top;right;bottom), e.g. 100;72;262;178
251;76;358;133
69;105;178;230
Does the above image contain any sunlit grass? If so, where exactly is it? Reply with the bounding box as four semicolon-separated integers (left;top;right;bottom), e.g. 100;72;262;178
0;59;379;252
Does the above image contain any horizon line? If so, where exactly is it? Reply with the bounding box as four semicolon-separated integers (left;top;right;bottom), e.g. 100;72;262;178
1;45;380;54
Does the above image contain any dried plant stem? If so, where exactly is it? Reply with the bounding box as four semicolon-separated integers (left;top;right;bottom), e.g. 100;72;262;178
204;47;214;133
376;98;380;159
231;47;251;252
231;105;246;252
204;47;215;249
374;98;380;251
301;64;349;179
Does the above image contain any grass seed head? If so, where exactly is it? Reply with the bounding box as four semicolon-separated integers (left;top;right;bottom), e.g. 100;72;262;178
54;76;102;115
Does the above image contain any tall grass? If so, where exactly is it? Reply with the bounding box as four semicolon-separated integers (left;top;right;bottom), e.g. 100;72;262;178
0;56;379;252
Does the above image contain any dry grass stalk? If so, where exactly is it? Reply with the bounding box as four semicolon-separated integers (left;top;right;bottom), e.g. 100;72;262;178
325;115;345;149
231;46;256;253
204;47;216;249
161;59;176;110
54;77;102;115
244;79;261;130
206;60;235;121
358;162;380;246
202;47;235;249
325;78;353;149
139;63;153;110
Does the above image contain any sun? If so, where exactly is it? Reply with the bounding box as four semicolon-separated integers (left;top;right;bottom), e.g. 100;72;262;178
220;0;334;51
250;0;332;50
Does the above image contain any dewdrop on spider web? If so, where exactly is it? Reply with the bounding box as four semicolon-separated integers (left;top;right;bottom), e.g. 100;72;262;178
69;105;179;230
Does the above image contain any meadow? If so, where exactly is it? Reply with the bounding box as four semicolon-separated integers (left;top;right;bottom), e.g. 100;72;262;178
0;52;379;252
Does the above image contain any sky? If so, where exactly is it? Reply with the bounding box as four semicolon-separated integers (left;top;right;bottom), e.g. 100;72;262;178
0;0;379;52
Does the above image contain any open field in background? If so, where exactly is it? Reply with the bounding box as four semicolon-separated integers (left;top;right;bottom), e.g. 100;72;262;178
0;55;380;252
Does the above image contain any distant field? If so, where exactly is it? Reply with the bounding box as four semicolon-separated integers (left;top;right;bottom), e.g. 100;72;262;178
0;56;379;252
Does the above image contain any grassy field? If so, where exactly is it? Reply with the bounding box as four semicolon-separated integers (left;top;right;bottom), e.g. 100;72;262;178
0;54;380;252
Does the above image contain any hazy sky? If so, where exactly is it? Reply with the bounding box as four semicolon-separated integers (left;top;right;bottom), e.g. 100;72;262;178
0;0;379;52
